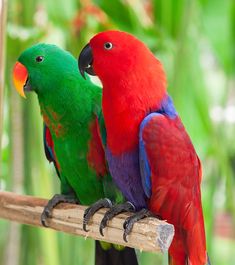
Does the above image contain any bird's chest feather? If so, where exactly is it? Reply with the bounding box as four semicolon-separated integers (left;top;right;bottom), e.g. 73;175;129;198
102;96;148;208
41;106;67;138
102;98;147;155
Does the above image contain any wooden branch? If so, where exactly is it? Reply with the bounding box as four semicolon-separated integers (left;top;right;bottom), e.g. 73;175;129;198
0;191;174;253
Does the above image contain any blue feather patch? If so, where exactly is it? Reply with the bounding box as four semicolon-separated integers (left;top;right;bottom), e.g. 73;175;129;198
139;95;177;198
139;113;160;198
43;124;55;162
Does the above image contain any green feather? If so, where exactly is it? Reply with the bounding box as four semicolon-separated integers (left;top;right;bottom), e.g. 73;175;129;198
17;44;139;265
18;43;122;204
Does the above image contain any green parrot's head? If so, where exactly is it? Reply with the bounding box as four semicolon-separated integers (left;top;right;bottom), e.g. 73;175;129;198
13;43;78;98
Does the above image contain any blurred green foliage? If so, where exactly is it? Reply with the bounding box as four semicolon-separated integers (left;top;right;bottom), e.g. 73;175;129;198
1;0;235;265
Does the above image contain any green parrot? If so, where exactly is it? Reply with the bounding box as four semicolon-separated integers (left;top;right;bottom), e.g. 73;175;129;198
13;43;138;265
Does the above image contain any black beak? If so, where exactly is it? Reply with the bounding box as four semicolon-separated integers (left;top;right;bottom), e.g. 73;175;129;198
24;78;32;92
78;43;96;79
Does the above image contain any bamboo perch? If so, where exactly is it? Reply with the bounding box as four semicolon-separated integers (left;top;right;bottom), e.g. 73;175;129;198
0;191;174;253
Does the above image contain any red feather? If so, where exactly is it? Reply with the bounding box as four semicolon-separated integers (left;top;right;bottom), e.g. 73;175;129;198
88;30;207;265
87;117;108;177
142;115;206;265
44;125;61;171
90;31;167;155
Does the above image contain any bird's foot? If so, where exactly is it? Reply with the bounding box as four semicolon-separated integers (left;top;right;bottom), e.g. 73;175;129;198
99;201;135;236
41;194;79;227
83;198;113;232
123;208;155;242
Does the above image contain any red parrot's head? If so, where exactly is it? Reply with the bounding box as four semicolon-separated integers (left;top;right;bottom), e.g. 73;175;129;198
78;30;166;91
79;31;167;154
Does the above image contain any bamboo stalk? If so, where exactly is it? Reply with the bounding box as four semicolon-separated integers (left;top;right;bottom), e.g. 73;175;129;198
0;191;174;253
0;0;7;156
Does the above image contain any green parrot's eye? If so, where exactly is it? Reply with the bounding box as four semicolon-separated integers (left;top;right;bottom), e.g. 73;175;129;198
36;56;44;63
104;42;113;50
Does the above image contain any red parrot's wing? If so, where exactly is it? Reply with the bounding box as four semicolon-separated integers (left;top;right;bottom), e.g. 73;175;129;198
139;113;206;265
43;124;61;179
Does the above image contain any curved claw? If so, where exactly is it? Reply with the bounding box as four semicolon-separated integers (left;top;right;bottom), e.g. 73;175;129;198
83;224;89;232
41;208;51;227
123;217;134;242
40;194;79;227
83;198;112;232
41;203;54;227
122;208;155;242
83;207;92;232
99;219;107;236
98;201;136;236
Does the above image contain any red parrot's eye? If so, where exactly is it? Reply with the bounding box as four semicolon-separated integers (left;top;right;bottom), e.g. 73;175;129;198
36;56;44;62
104;42;113;50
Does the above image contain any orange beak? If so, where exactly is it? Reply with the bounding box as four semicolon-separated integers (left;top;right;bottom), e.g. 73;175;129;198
12;62;28;98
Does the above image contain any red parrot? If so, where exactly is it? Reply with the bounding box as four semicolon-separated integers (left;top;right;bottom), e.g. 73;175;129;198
78;31;210;265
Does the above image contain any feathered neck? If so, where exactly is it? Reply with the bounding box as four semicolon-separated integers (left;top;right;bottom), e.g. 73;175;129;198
101;59;167;155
